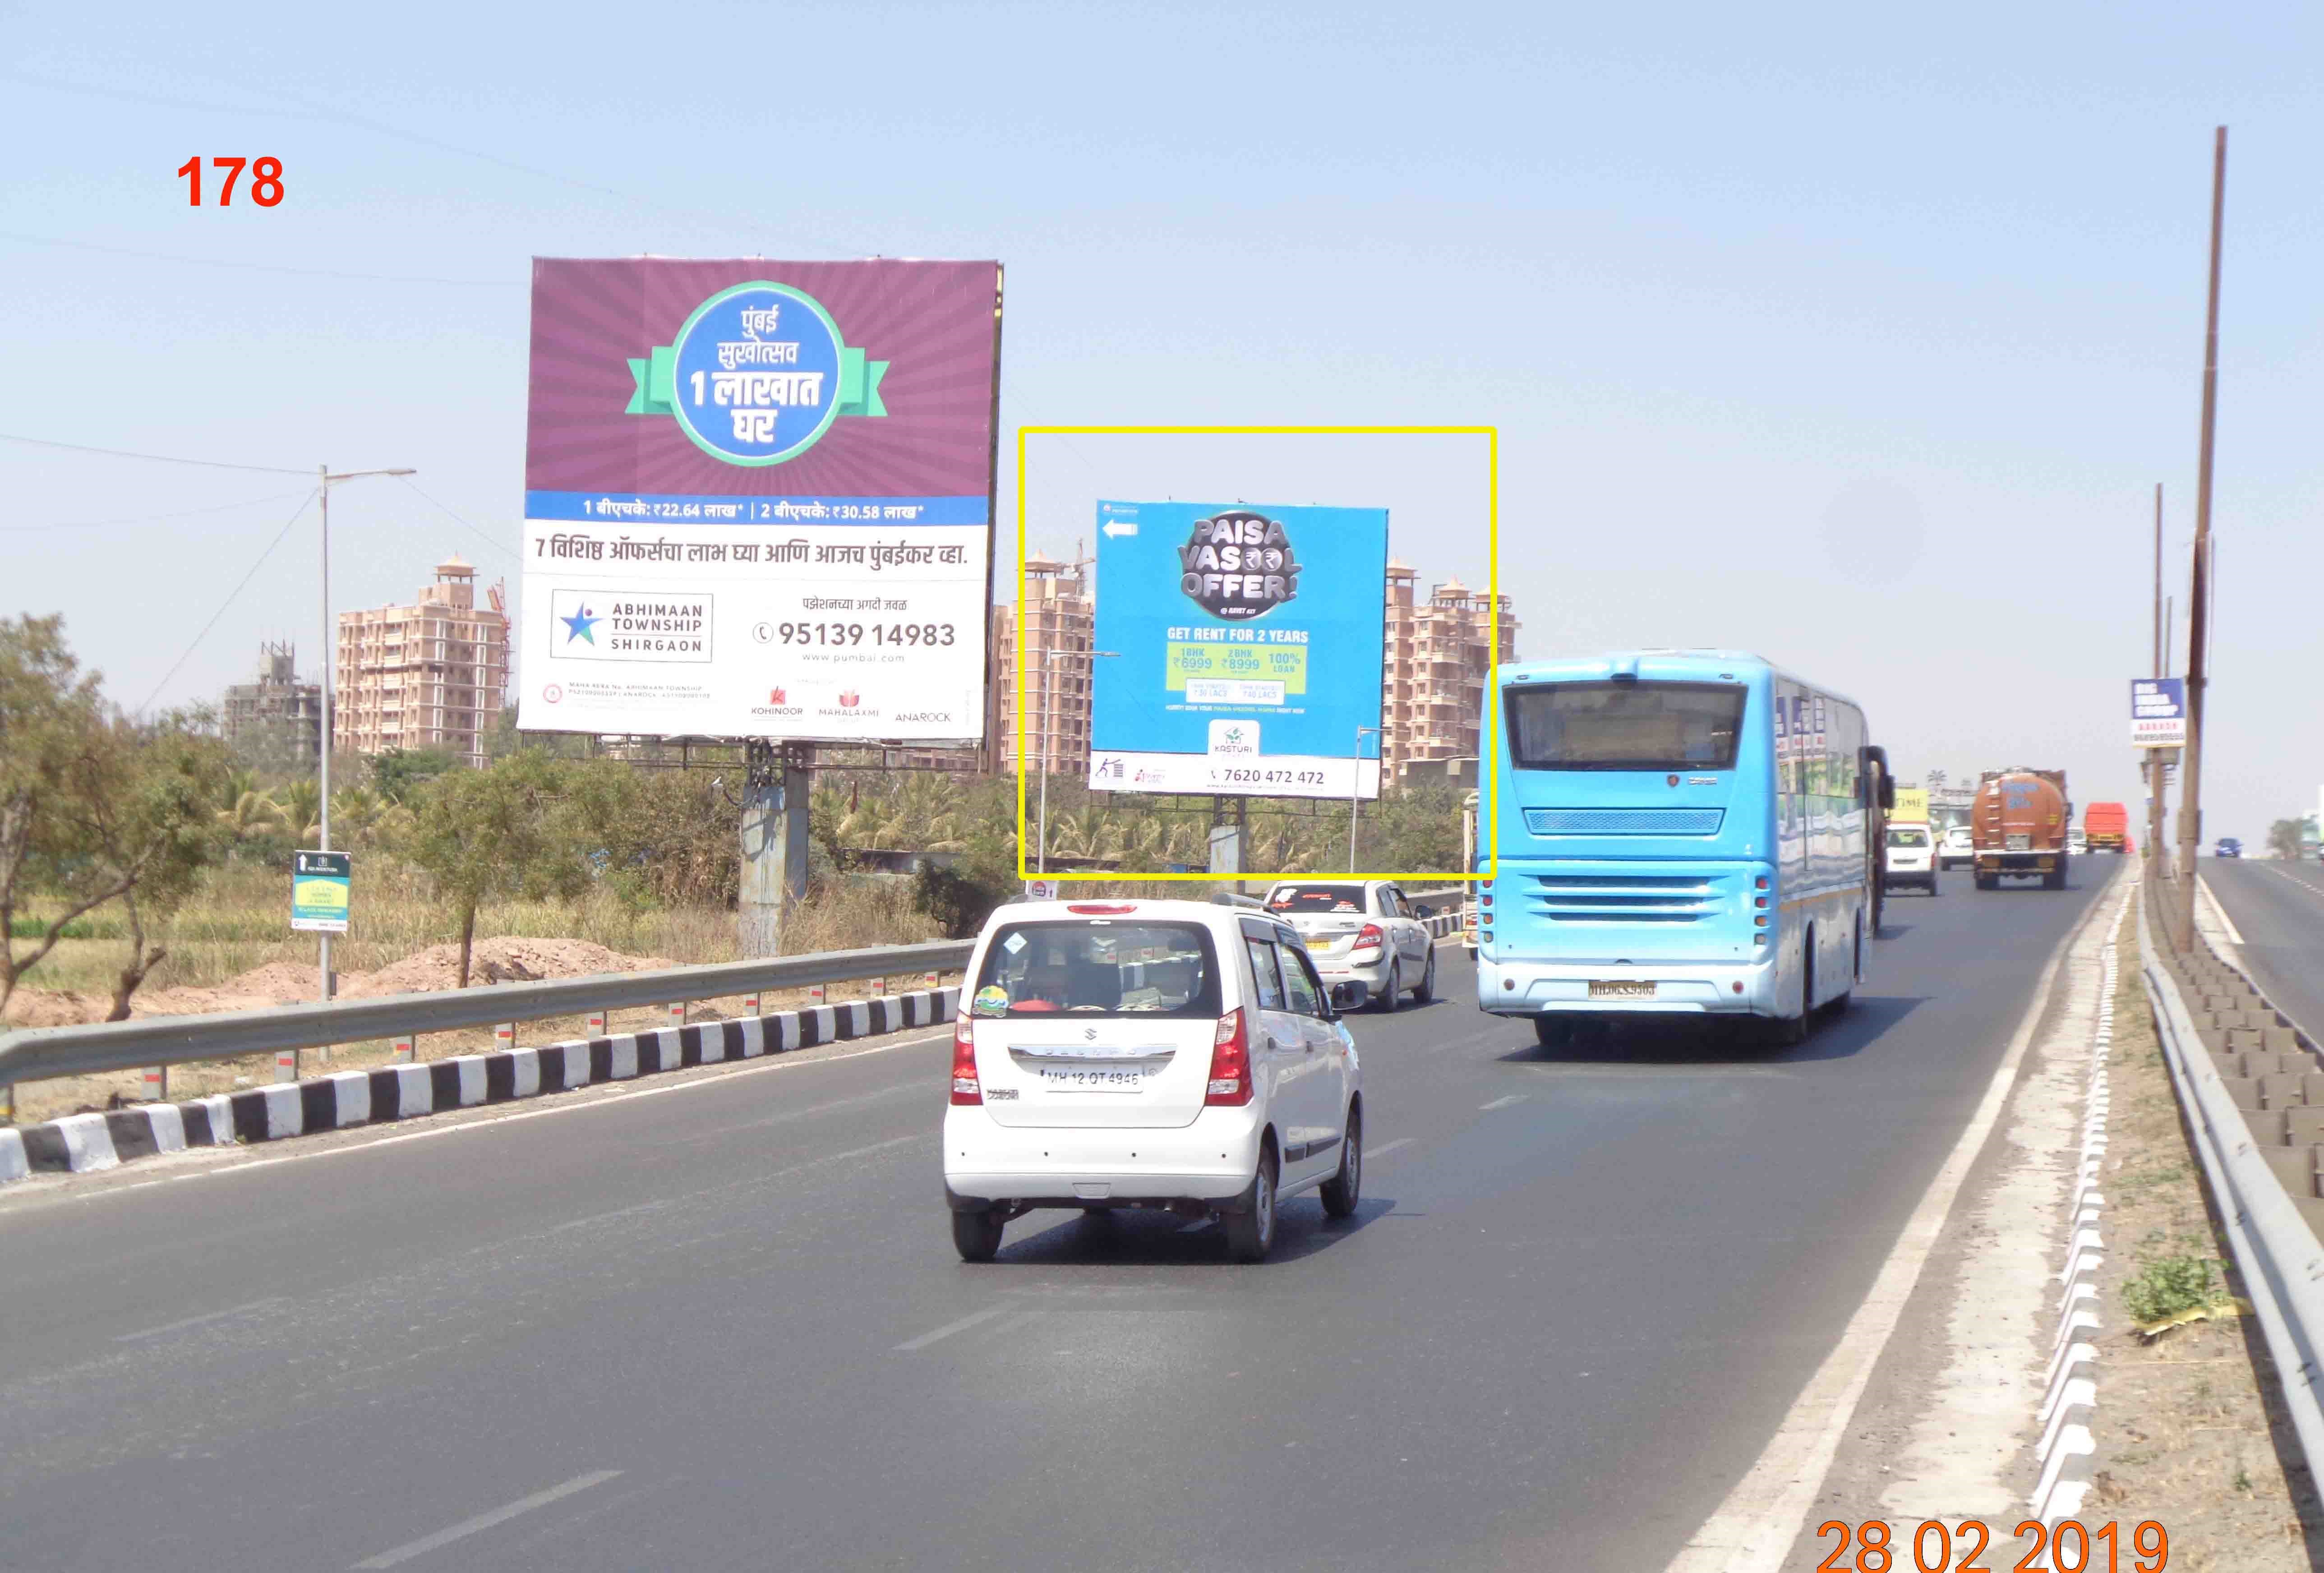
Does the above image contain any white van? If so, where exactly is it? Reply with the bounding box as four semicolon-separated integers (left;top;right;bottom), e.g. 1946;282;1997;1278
943;899;1370;1263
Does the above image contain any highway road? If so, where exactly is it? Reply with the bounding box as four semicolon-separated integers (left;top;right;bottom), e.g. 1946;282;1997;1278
0;868;2115;1573
2202;857;2324;1036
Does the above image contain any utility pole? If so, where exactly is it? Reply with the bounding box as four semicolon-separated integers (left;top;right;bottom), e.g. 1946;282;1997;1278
316;464;415;1005
2175;125;2227;951
1347;725;1379;872
2146;484;2165;880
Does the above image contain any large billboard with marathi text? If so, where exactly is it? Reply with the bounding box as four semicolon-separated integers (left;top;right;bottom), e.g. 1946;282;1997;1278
521;258;999;741
1085;500;1388;799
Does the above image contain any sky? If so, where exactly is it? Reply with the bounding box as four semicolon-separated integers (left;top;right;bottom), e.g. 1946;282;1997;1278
4;0;2319;846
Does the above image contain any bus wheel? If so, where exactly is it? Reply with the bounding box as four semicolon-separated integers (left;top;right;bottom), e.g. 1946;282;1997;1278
1778;941;1815;1045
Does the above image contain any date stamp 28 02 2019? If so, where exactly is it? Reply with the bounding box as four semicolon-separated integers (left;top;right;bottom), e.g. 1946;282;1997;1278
1812;1518;2169;1571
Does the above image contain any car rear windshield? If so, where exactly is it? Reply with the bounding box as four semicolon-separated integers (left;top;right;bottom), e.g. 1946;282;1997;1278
1505;681;1745;771
972;921;1222;1017
1266;884;1367;913
1886;827;1930;847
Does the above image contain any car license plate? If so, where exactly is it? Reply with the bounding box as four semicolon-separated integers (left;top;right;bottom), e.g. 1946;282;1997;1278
1037;1066;1149;1090
1588;980;1656;999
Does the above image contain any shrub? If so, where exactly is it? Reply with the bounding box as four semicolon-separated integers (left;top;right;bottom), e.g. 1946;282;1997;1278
2122;1255;2222;1324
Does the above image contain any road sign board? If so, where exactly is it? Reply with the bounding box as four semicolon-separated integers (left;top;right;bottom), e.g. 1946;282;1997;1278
291;850;351;933
2132;678;2186;747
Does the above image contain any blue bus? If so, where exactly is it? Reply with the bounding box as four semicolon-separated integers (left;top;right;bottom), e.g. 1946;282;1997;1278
1474;650;1889;1046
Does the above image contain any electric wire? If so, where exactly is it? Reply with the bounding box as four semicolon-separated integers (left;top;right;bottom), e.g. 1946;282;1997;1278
138;491;318;714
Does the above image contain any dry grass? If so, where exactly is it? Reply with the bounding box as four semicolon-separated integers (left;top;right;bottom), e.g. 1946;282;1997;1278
3;860;956;1125
2087;902;2324;1566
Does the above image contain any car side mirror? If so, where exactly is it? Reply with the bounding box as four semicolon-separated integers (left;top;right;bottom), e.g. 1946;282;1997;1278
1877;778;1896;812
1328;980;1369;1014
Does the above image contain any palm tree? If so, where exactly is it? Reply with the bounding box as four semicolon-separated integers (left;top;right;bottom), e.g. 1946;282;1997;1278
275;777;322;845
216;788;284;842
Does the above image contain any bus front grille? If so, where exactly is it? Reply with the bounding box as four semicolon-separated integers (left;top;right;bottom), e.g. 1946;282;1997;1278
1529;872;1727;923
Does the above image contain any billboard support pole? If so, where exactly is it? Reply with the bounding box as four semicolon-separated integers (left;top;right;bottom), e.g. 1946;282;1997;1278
738;740;810;957
2175;125;2226;953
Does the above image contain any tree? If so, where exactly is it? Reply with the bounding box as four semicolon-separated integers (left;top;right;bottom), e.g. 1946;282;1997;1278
398;750;592;987
0;617;231;1015
2268;818;2307;862
369;747;460;803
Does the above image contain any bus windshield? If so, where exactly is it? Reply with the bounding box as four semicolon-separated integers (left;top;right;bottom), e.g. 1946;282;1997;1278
1505;681;1745;771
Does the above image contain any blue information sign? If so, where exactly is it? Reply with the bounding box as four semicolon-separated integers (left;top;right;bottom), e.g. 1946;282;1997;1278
1086;500;1388;799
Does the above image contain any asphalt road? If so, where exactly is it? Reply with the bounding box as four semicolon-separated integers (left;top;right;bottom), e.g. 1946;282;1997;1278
0;866;2115;1573
2202;857;2324;1035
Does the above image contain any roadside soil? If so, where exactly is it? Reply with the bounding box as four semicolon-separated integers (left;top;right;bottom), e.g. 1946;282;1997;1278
4;936;959;1126
2087;908;2323;1567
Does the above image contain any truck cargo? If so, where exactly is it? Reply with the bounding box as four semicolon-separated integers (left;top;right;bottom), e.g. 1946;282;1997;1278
2083;801;2129;853
1972;768;2070;890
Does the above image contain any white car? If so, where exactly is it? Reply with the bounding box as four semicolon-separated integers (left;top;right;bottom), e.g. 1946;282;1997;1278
2066;827;2089;857
944;898;1369;1264
1883;824;1939;895
1262;880;1438;1009
1939;824;1975;871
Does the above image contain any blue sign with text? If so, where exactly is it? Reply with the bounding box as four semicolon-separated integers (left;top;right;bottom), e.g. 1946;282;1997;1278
1087;500;1388;798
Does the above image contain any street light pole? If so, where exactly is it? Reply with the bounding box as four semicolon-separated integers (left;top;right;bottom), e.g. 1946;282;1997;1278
1348;725;1379;872
316;464;415;1005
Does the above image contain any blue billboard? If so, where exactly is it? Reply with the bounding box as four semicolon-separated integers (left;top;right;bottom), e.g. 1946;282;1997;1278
1086;500;1388;799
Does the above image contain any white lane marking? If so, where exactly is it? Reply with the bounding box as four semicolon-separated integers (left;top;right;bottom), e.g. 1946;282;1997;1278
1479;1094;1527;1111
1664;865;2129;1573
0;1026;957;1216
895;1302;1019;1352
351;1469;623;1568
114;1296;287;1343
2196;875;2247;944
1363;1138;1416;1160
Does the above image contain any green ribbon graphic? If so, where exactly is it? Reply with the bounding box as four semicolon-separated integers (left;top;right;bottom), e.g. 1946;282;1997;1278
624;346;889;419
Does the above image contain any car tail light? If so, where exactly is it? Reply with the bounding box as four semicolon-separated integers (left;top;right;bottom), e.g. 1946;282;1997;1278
950;1016;981;1105
1067;903;1135;914
1351;922;1386;957
1206;1008;1252;1105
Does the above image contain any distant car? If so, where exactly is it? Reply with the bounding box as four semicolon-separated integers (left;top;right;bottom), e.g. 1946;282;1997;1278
1883;824;1939;895
2216;837;2243;859
1263;880;1437;1010
1939;824;1975;870
944;897;1370;1263
2066;827;2089;857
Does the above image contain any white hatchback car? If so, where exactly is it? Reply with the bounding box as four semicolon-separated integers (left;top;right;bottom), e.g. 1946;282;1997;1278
1939;824;1975;871
1883;824;1939;895
944;898;1369;1263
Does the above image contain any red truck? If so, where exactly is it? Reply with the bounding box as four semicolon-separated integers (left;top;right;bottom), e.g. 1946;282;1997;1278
1973;769;2070;890
2083;802;2129;854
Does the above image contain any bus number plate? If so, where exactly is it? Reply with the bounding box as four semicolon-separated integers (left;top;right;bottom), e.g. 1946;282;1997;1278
1589;980;1657;999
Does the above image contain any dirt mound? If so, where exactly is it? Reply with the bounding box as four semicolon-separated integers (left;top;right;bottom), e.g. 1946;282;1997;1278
1;989;110;1029
346;937;677;997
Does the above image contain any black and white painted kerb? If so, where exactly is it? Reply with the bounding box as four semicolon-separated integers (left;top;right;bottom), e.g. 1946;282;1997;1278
0;987;960;1184
2026;894;2122;1532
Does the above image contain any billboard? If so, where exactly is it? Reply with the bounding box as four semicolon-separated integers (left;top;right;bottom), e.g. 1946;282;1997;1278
521;258;1000;741
1085;500;1388;799
1891;788;1929;824
2131;677;2186;748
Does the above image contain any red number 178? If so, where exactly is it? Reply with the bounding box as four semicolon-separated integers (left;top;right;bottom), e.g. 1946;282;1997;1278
176;157;284;207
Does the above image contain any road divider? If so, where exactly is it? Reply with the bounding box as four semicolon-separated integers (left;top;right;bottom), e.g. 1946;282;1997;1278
0;985;959;1184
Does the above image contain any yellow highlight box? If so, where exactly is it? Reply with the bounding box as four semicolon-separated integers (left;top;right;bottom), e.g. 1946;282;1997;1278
1014;424;1500;885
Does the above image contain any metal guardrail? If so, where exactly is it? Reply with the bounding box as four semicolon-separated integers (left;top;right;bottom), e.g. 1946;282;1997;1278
0;940;974;1092
2138;891;2324;1474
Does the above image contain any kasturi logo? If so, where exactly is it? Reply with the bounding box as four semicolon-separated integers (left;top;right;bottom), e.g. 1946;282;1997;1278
1177;510;1300;621
623;281;890;466
540;684;563;704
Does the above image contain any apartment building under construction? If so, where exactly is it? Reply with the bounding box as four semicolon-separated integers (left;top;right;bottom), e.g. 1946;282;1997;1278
1380;561;1518;779
335;555;510;766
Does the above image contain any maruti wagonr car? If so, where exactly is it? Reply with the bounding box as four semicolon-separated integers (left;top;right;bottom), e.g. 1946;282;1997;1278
944;899;1370;1263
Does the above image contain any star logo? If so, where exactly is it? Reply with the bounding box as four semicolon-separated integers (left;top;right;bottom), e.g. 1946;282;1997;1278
561;605;599;644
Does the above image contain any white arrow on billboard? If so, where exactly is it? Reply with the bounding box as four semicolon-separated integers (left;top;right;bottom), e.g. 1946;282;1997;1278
1101;520;1137;538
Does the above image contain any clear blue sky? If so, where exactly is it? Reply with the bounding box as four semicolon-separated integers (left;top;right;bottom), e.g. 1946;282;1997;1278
5;0;2318;844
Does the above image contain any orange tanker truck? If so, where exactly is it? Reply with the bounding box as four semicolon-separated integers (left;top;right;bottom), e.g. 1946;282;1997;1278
1973;768;2070;890
2083;801;2129;854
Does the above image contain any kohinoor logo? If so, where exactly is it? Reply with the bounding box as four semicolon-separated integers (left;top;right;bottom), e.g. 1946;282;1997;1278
769;686;787;704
